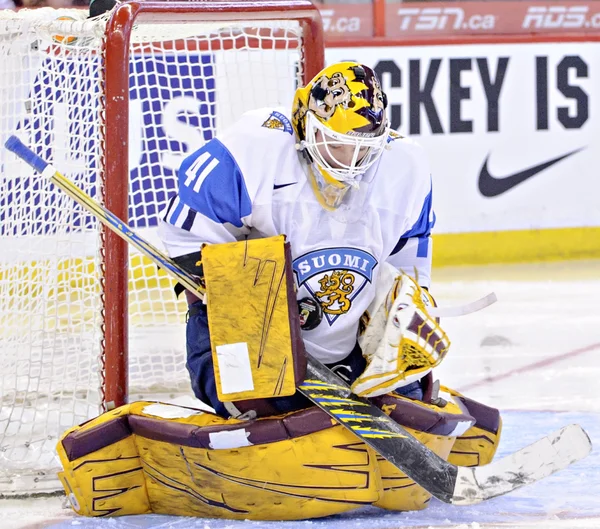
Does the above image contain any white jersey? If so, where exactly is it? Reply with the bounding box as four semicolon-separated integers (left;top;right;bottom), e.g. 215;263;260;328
159;108;435;364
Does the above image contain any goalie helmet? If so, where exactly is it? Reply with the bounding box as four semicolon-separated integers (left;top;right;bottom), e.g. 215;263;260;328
292;62;389;210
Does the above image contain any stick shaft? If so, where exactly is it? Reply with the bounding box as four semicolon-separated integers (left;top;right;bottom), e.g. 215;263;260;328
5;135;204;298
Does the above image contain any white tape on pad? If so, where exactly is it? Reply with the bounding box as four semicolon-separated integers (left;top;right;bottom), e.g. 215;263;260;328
215;342;254;394
142;403;204;419
209;429;253;449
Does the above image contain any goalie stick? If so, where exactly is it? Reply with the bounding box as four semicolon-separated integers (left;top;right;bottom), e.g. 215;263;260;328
5;135;591;506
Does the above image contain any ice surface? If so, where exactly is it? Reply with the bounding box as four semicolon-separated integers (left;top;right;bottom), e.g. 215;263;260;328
3;260;600;529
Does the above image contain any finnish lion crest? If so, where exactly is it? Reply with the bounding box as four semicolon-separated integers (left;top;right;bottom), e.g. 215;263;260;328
293;248;378;325
261;111;293;134
315;270;355;315
387;129;404;143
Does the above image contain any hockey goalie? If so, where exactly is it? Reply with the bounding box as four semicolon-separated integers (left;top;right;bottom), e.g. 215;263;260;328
56;62;502;520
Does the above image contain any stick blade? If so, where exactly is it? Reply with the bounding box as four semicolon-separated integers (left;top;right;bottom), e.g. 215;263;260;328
452;423;592;505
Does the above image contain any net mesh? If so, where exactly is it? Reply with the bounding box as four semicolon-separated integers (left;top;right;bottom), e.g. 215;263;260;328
0;6;303;495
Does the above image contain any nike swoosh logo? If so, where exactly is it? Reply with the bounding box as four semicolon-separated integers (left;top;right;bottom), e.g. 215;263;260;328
478;147;584;197
273;182;297;190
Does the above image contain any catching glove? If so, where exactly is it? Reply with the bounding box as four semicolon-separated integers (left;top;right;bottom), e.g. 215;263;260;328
352;273;450;398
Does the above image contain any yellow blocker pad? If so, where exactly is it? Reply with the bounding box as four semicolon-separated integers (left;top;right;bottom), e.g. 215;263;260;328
201;235;305;402
56;390;500;519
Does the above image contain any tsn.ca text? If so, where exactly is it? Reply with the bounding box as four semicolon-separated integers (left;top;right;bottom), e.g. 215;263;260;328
397;8;495;32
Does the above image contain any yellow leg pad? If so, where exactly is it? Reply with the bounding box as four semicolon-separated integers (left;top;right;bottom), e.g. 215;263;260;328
139;428;380;519
442;386;503;467
448;421;503;467
374;430;455;511
56;394;490;519
57;401;381;520
372;394;470;511
56;405;150;516
202;235;304;402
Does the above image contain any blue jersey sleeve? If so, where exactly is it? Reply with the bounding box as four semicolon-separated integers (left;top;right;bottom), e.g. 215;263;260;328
163;138;252;231
159;139;254;256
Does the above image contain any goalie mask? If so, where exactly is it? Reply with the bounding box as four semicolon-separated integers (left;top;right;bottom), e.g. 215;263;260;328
292;62;389;212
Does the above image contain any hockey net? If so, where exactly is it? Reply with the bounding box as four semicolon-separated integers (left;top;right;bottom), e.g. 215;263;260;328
0;1;323;495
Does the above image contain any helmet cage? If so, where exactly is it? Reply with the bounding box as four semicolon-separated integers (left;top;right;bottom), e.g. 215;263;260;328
304;111;389;184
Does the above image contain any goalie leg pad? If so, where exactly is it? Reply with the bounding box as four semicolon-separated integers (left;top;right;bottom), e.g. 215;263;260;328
57;402;382;520
444;387;503;467
56;393;479;519
371;388;487;511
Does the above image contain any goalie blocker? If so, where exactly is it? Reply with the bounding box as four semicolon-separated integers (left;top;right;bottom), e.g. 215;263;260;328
193;236;307;410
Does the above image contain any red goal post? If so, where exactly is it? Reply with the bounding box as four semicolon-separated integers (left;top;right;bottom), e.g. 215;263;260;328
100;0;324;411
0;0;323;495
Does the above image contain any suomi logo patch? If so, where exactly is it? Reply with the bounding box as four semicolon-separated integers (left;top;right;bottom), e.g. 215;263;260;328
261;111;293;134
387;130;404;143
293;248;378;325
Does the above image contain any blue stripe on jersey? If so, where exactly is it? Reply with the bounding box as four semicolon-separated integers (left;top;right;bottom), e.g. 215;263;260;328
176;139;251;228
417;237;429;258
162;195;177;222
391;187;436;258
181;208;197;231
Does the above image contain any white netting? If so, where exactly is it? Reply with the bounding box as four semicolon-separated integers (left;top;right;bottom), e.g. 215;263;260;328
0;6;304;495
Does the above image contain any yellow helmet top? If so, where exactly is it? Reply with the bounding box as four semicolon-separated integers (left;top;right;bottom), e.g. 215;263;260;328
292;62;388;143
